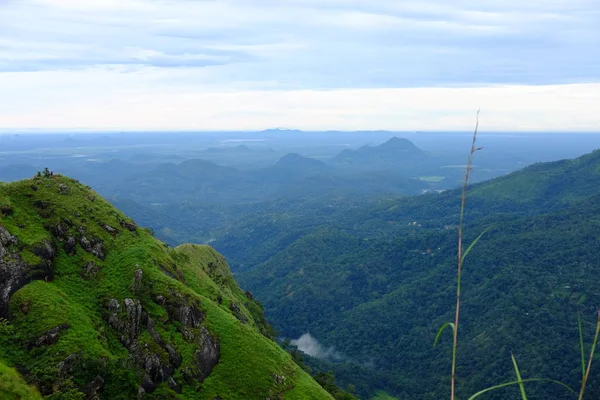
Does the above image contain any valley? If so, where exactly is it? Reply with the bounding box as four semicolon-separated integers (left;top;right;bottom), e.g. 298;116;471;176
3;130;600;398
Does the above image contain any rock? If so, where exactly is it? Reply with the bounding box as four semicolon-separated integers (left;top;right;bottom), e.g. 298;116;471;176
132;268;143;292
49;222;65;238
32;240;56;261
194;327;220;382
87;194;96;202
0;204;13;216
167;377;181;393
62;239;76;258
0;229;15;259
229;302;247;324
120;219;137;232
57;183;70;195
56;353;79;376
81;236;92;251
107;298;120;313
91;243;105;260
86;375;104;400
80;236;105;260
124;299;142;341
168;302;204;328
82;261;100;280
273;373;286;385
180;329;195;342
107;298;142;345
30;323;70;349
0;226;53;317
103;224;118;235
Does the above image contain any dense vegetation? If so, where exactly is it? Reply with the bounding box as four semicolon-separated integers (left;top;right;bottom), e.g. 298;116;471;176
0;174;332;399
213;149;600;399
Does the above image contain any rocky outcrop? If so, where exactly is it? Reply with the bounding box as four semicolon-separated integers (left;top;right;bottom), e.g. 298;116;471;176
0;226;54;317
80;236;105;260
0;226;17;258
163;293;204;328
106;298;184;393
107;298;142;345
195;327;220;381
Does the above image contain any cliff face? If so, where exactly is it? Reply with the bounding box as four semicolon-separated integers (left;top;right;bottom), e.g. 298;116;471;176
0;175;332;400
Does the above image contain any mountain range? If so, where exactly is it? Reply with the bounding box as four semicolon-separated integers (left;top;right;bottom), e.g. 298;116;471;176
212;149;600;399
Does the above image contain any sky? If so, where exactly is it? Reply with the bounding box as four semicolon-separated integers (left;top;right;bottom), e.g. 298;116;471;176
0;0;599;131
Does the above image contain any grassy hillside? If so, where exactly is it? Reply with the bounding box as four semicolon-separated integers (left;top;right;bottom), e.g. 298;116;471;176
213;149;600;399
0;173;332;399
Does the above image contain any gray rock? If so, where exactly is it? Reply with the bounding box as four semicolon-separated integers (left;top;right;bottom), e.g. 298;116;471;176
124;298;142;341
195;327;220;381
80;236;92;251
64;237;77;255
103;224;118;235
120;219;137;232
86;375;104;400
82;261;100;280
132;268;143;292
30;323;70;349
229;302;248;324
0;226;53;317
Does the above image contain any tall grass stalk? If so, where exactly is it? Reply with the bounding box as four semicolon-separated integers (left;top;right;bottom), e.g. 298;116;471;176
578;310;600;400
450;109;481;400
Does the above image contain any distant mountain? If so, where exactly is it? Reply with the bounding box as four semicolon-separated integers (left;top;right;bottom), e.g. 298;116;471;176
213;148;600;399
266;153;331;179
332;137;429;169
260;128;303;134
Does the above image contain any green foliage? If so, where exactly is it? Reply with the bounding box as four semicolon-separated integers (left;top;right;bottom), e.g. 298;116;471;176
212;148;600;399
0;361;42;400
0;176;332;399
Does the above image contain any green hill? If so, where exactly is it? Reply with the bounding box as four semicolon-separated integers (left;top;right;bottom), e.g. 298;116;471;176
0;174;333;399
214;149;600;399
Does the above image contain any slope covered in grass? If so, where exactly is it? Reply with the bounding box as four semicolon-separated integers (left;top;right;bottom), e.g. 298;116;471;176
0;173;332;399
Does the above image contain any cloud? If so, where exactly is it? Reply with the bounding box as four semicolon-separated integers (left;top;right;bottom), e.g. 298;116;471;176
0;0;598;129
291;333;342;360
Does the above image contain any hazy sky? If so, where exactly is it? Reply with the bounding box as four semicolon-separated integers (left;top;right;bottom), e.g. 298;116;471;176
1;0;599;131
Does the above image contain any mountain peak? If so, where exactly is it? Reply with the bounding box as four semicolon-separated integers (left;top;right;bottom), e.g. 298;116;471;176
378;137;421;152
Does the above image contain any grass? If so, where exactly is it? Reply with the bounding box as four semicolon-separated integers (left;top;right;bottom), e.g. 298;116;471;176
0;361;42;400
0;174;332;399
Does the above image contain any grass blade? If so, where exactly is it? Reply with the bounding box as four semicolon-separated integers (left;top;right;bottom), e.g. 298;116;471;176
511;354;527;400
467;379;575;400
461;227;490;265
579;310;600;400
578;313;586;379
433;322;455;348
